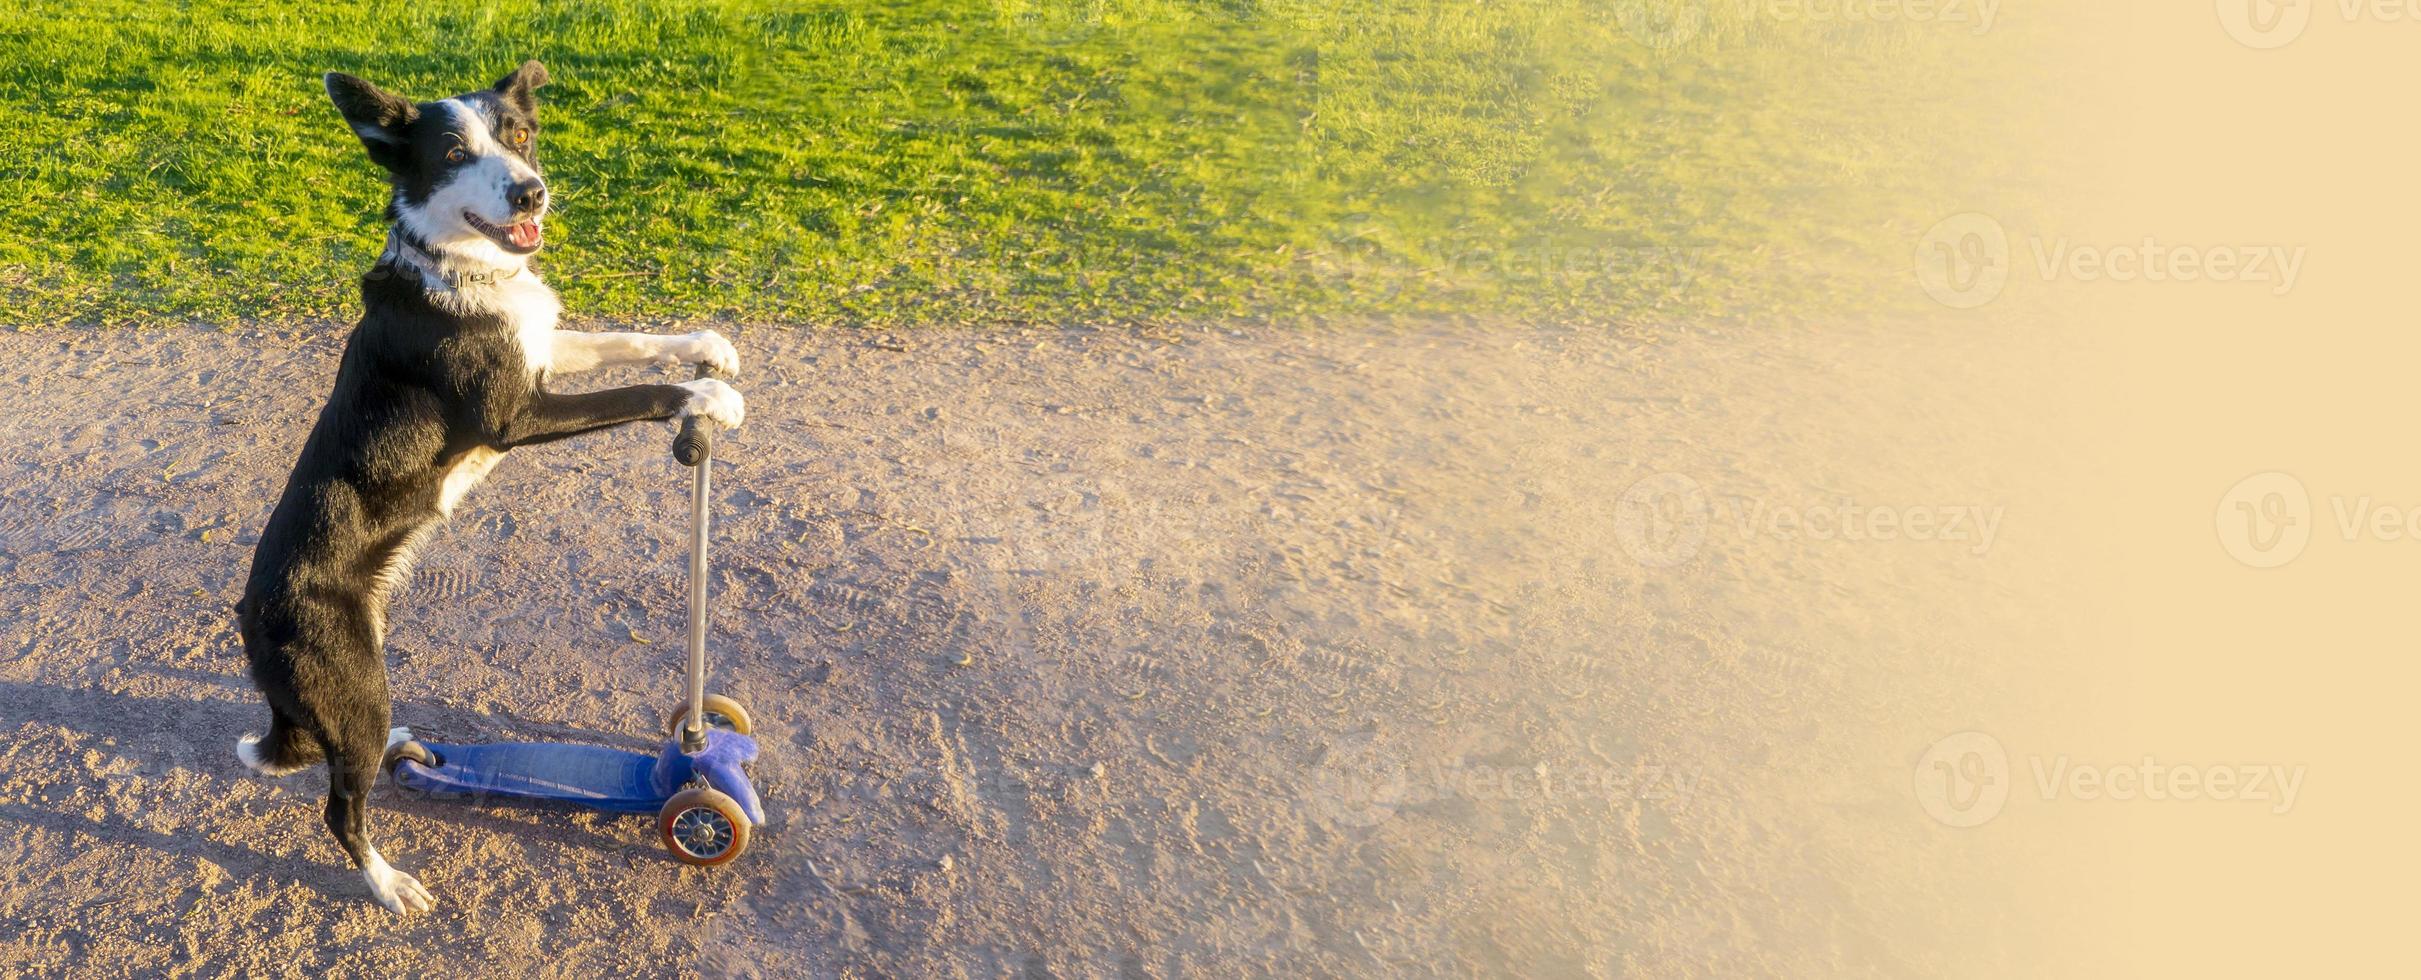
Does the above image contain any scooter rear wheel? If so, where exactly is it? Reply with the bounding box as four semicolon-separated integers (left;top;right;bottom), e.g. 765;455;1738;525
665;693;755;738
382;739;439;777
659;787;750;866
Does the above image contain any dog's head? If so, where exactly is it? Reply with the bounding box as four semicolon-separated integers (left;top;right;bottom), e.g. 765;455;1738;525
323;61;552;266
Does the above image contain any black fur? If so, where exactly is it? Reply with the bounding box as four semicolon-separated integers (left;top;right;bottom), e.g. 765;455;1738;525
237;62;702;907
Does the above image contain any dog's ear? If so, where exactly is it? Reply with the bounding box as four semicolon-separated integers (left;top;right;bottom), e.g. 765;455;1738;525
324;72;417;169
493;60;550;113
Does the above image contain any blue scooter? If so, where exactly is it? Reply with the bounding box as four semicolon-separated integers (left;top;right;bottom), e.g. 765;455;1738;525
384;368;765;866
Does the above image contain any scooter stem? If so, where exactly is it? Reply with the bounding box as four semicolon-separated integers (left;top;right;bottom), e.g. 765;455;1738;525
675;363;716;753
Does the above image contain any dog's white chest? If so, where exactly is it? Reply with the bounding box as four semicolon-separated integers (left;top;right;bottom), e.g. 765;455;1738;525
442;273;561;375
498;276;562;375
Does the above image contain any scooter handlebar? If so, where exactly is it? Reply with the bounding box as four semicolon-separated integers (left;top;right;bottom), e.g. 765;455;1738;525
673;363;715;466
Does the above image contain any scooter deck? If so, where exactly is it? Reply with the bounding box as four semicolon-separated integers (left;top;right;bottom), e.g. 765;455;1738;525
392;741;666;814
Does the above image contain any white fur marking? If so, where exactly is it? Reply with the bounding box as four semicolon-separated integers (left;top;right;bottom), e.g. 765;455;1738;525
677;378;747;429
235;733;308;776
368;524;433;598
365;522;440;641
446;99;526;167
438;447;504;516
361;845;435;913
508;282;560;374
547;329;739;376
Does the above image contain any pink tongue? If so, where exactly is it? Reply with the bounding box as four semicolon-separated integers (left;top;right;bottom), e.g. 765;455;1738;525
509;222;541;248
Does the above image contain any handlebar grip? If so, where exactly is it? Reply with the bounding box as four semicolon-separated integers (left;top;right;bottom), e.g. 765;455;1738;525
673;363;715;467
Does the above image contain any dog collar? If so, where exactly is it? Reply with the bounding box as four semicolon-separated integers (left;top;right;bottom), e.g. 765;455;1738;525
378;229;525;290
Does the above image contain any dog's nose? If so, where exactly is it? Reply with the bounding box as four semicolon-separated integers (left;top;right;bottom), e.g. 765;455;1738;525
510;179;547;214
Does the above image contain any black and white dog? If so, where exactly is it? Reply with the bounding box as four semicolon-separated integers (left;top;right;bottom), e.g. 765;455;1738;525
235;61;744;913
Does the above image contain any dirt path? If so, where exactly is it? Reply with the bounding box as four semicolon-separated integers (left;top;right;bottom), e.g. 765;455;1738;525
0;318;2104;977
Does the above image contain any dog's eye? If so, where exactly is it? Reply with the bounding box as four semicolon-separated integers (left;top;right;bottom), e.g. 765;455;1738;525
445;146;469;164
512;129;529;146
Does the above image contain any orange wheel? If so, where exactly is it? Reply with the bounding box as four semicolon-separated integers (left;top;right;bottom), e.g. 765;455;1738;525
665;694;755;738
659;787;750;866
383;739;438;777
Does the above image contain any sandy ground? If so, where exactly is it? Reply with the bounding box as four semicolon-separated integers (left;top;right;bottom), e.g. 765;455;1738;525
0;317;2107;977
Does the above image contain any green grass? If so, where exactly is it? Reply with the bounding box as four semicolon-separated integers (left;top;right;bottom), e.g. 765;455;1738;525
0;1;2041;329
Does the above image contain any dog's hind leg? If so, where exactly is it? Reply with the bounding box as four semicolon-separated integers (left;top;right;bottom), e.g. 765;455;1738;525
297;665;433;914
235;710;324;776
324;713;434;913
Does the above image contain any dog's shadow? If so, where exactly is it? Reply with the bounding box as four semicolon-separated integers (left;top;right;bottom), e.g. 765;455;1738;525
0;677;685;896
0;799;354;902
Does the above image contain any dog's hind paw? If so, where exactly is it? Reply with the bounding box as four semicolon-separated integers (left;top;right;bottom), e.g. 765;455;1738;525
362;848;435;913
386;726;413;751
235;733;307;777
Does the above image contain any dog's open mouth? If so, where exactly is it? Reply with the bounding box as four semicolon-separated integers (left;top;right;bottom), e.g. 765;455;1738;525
464;211;543;253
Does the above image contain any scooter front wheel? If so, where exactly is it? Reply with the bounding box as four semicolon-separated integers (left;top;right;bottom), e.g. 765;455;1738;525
665;693;755;738
659;787;751;866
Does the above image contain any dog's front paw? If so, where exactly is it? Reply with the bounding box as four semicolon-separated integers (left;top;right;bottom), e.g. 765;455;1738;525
677;378;746;429
684;330;741;377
